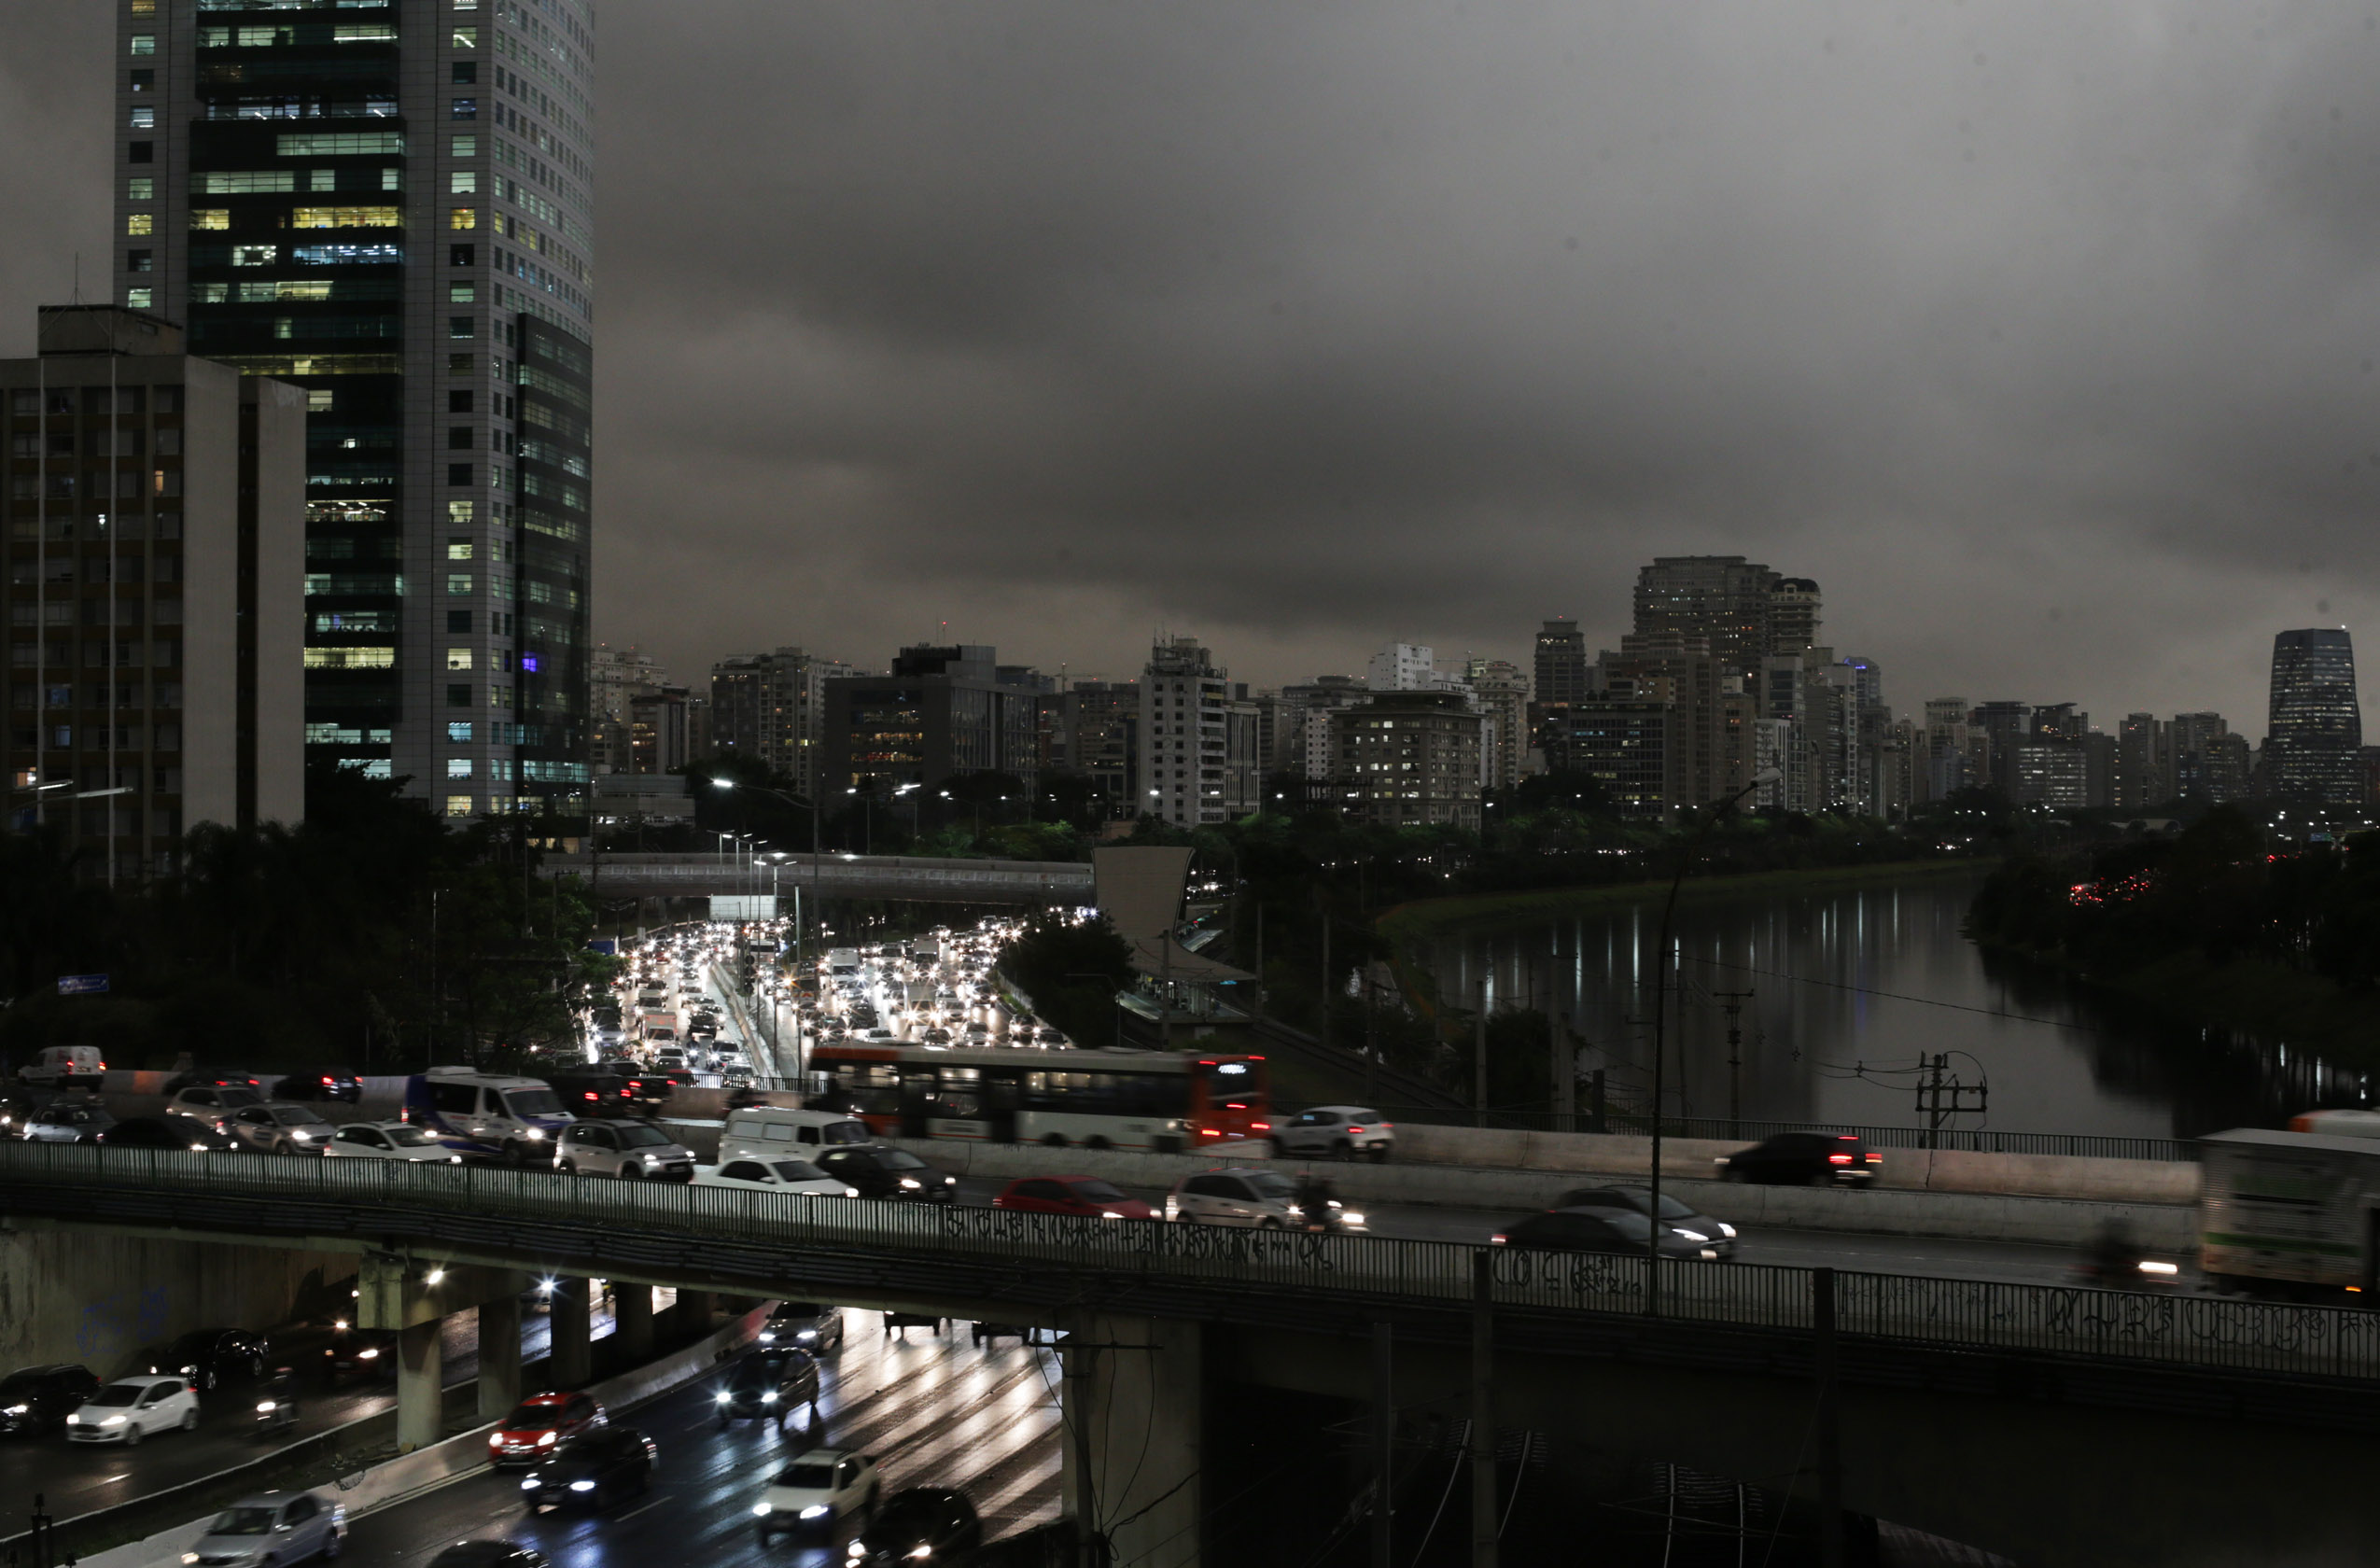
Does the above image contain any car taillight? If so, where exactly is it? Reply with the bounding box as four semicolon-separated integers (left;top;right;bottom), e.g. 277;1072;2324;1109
1865;1153;1881;1163
1828;1154;1853;1164
1199;1127;1221;1137
1491;1234;1507;1245
1347;1127;1365;1134
1251;1121;1270;1131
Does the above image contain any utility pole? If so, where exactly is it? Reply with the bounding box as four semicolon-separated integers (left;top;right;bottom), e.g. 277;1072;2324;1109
1319;915;1332;1055
1470;1251;1498;1568
1715;990;1754;1141
1914;1053;1987;1146
1473;977;1488;1129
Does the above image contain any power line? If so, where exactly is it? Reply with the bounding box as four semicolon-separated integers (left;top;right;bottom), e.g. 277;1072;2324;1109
1673;951;2102;1033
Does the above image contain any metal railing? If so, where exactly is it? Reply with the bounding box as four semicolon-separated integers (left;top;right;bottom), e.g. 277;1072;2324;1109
2;1143;2365;1383
1376;1106;2198;1164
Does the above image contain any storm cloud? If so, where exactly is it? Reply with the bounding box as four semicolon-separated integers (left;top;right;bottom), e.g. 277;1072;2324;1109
8;3;2380;723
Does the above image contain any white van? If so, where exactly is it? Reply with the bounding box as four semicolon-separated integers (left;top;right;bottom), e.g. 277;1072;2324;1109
720;1106;871;1162
21;1045;105;1088
403;1067;574;1164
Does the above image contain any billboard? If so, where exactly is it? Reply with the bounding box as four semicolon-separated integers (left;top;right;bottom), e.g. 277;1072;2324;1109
709;896;780;922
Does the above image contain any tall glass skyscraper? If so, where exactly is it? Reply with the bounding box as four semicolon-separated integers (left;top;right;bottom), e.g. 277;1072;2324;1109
2266;628;2362;805
112;0;594;827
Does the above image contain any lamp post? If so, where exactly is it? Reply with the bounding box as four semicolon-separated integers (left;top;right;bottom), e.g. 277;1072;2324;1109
711;779;822;972
1646;767;1782;1314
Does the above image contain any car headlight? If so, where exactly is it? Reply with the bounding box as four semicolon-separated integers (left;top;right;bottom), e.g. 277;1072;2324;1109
796;1328;819;1340
4;1404;27;1416
1341;1211;1366;1229
568;1479;596;1492
800;1505;832;1520
356;1348;378;1360
1717;1223;1736;1239
752;1503;775;1517
449;1155;463;1164
899;1177;921;1189
716;1392;732;1404
762;1391;778;1403
757;1332;777;1344
489;1433;507;1448
1673;1228;1708;1243
257;1401;276;1413
524;1129;546;1142
908;1547;933;1561
290;1131;314;1141
520;1477;540;1491
184;1555;201;1564
1285;1204;1303;1218
537;1431;557;1445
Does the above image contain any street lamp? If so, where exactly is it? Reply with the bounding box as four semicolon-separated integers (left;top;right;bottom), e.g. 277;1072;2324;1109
712;778;824;966
1645;766;1783;1312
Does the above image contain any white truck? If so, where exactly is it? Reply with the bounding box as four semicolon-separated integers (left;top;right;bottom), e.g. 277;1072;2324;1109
2200;1127;2380;1298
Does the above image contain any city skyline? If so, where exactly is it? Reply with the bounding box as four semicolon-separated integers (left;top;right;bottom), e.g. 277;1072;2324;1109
10;6;2380;736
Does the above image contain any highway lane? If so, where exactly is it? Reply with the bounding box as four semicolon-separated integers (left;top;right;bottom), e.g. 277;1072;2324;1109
340;1312;1061;1567
0;1295;620;1523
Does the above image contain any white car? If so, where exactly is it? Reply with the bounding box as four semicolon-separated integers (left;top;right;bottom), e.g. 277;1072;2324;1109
553;1120;695;1181
183;1490;345;1567
65;1376;198;1445
695;1157;858;1199
1164;1168;1365;1230
1272;1105;1395;1162
224;1101;338;1155
753;1448;879;1543
164;1085;264;1130
323;1122;466;1163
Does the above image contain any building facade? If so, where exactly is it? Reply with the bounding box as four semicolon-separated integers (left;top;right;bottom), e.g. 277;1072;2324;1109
2266;629;2363;805
1138;637;1229;826
4;304;305;875
1330;690;1484;831
116;0;596;821
708;646;847;797
1463;656;1529;792
821;644;1039;800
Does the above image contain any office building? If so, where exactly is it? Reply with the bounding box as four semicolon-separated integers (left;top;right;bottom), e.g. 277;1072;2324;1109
625;683;702;777
1969;701;2032;793
708;647;849;797
1278;675;1369;780
1463;656;1529;792
1543;698;1676;819
2168;713;2250;805
2011;741;2091;810
822;644;1039;800
1532;617;1589;745
1059;679;1139;815
2266;629;2363;805
1139;637;1230;826
1632;555;1782;679
117;0;596;821
1330;690;1485;831
2116;713;2169;810
1769;578;1822;657
5;303;305;877
1224;684;1262;818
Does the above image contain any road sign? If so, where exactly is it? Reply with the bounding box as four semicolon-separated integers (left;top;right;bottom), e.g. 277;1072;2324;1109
57;973;109;996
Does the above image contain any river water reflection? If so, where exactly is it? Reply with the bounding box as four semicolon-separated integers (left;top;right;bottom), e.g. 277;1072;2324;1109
1421;870;2366;1139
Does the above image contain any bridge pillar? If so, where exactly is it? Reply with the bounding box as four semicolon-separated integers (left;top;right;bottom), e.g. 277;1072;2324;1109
1065;1313;1202;1568
477;1291;523;1421
615;1281;655;1361
550;1278;592;1388
396;1317;442;1453
674;1288;716;1335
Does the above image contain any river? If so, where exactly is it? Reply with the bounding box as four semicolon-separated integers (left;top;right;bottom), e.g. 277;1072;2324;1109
1420;869;2369;1141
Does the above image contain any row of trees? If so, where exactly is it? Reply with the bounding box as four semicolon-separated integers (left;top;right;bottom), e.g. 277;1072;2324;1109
0;761;611;1074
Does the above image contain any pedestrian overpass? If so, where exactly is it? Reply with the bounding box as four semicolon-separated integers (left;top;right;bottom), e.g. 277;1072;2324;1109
5;1145;2376;1567
540;851;1093;906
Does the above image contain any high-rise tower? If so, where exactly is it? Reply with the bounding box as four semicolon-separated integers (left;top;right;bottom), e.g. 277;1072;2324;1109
2266;629;2362;805
113;0;595;826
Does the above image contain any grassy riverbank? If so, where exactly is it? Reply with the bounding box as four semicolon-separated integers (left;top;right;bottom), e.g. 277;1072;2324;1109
1977;941;2380;1067
1377;857;1992;947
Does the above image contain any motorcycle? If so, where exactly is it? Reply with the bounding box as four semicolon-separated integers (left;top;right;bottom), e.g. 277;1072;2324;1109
254;1376;301;1438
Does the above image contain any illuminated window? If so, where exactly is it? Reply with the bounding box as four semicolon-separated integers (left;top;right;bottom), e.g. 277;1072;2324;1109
126;177;153;202
292;207;402;229
125;287;153;310
277;133;405;157
449;171;478;195
453;26;479;48
126;214;153;237
448;721;474;742
232;245;277;266
447;648;473;671
451;135;478;158
447;574;475;595
449;283;476;303
447;758;474;779
129;35;155;55
189;211;230;231
302;647;398;670
449;207;477;231
200;171;294;194
333;24;398;43
445;795;474;817
447;503;476;525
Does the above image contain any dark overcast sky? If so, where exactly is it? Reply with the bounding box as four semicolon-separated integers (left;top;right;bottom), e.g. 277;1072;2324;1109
7;4;2379;731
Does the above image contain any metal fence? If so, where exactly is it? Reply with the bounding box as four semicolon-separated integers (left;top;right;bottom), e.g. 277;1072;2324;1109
3;1143;2368;1383
1376;1107;2198;1164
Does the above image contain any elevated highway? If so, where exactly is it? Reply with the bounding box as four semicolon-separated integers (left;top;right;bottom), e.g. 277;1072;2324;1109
542;851;1092;905
7;1145;2380;1564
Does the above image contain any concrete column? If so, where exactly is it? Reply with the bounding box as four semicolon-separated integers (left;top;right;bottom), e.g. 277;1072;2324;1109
1068;1313;1202;1568
477;1292;523;1421
396;1317;443;1453
674;1289;716;1336
550;1278;592;1388
614;1281;654;1362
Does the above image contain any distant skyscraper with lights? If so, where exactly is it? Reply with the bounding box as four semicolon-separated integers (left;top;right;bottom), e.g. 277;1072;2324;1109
112;0;594;825
2266;629;2363;805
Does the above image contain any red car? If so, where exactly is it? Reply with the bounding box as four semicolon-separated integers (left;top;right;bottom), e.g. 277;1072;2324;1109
992;1176;1156;1221
487;1391;606;1466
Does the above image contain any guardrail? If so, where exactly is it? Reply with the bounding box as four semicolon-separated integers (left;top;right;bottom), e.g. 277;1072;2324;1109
0;1143;2365;1385
543;853;1094;905
1378;1107;2198;1164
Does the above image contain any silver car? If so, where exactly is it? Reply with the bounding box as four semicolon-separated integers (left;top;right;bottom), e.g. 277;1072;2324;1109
1272;1105;1394;1162
22;1100;114;1143
183;1490;345;1566
554;1119;696;1181
223;1101;338;1155
322;1122;467;1164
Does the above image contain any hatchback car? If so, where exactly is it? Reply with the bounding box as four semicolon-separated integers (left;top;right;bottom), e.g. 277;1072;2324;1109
721;1064;758;1089
754;1448;879;1542
994;1176;1156;1221
184;1490;344;1566
102;1116;241;1152
1491;1206;1720;1260
226;1102;339;1155
713;1349;819;1426
65;1375;198;1444
318;1328;399;1384
165;1085;265;1130
274;1069;363;1105
150;1328;269;1390
848;1488;982;1566
323;1122;466;1163
488;1392;605;1465
553;1120;695;1181
22;1101;114;1143
814;1145;957;1202
1166;1169;1305;1227
0;1363;99;1435
756;1302;846;1354
519;1427;657;1512
1273;1106;1395;1162
1714;1131;1881;1186
696;1157;857;1199
1555;1185;1738;1258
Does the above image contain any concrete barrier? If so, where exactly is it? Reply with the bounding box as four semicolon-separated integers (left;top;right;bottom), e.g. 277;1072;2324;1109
72;1302;776;1568
882;1137;2195;1252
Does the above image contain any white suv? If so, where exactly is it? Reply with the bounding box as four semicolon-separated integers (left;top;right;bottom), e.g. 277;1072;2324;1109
554;1120;695;1181
1272;1106;1394;1162
65;1376;199;1444
754;1448;878;1543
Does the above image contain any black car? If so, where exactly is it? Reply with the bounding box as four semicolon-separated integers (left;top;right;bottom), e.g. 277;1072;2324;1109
1553;1185;1738;1258
320;1327;399;1383
428;1543;549;1568
0;1364;100;1435
1491;1207;1717;1259
519;1426;658;1511
148;1327;268;1390
548;1071;637;1115
1714;1131;1880;1186
161;1068;267;1096
815;1145;958;1202
849;1488;982;1567
714;1349;819;1424
274;1068;363;1105
102;1116;241;1152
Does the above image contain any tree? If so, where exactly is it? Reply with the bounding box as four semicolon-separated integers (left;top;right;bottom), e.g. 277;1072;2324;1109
996;912;1134;1048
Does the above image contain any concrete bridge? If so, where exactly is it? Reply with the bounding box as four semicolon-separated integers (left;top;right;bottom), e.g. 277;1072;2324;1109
7;1144;2379;1567
541;850;1093;905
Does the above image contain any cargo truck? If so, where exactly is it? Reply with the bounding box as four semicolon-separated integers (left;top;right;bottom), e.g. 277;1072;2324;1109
2200;1127;2380;1300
